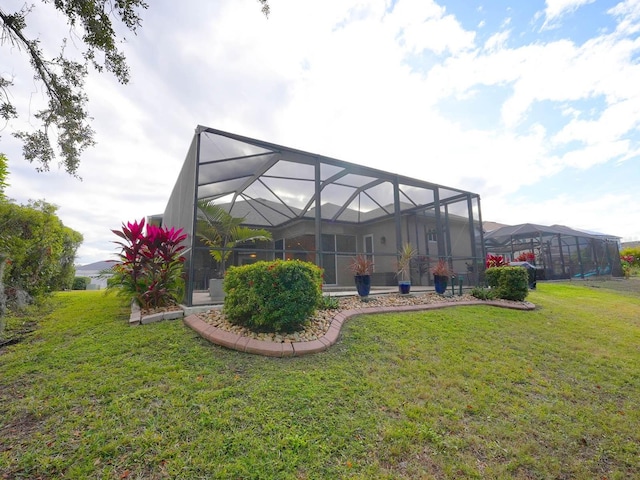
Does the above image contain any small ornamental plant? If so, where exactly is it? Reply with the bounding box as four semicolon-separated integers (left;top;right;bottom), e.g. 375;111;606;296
430;259;453;278
396;243;416;282
486;254;507;268
349;255;374;276
109;219;187;310
620;254;634;278
515;251;536;263
470;286;498;300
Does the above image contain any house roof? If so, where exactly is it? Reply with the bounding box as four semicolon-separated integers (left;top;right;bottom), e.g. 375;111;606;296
482;221;509;233
76;260;114;271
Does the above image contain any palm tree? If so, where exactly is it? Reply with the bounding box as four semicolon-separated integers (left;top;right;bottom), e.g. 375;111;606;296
196;200;272;277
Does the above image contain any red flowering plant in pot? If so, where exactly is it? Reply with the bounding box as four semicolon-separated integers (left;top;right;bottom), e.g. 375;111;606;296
430;259;453;295
349;254;374;298
109;218;188;310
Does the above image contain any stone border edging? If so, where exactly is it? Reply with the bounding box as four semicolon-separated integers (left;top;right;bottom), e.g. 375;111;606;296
129;302;185;325
183;300;536;357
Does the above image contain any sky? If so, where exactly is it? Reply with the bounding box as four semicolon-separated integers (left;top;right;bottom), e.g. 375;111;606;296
2;0;640;265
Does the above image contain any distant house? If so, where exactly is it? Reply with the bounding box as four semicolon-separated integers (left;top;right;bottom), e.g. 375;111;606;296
75;260;113;289
158;126;485;306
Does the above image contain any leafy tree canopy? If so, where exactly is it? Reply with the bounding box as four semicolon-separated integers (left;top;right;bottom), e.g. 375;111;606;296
1;0;149;176
0;198;83;297
0;1;270;176
0;153;8;198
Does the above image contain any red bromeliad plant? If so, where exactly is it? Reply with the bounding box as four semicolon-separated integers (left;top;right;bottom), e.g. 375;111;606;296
620;254;635;279
620;254;635;264
110;219;188;310
486;254;507;268
515;251;536;263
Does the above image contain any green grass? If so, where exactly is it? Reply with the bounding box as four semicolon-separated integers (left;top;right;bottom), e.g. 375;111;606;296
1;282;639;479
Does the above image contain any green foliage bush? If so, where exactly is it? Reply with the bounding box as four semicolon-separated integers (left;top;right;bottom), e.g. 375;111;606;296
224;260;323;333
0;199;83;298
620;247;640;278
470;286;498;300
620;247;640;267
72;277;90;290
319;294;340;310
485;266;529;301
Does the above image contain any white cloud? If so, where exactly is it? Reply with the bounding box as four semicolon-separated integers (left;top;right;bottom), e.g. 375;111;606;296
541;0;597;28
484;30;510;52
553;96;640;146
609;0;640;34
387;0;476;55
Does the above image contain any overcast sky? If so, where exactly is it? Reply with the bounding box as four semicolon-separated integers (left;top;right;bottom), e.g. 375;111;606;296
2;0;640;265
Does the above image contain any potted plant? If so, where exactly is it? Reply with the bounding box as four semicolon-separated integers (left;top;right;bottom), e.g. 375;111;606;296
197;200;272;300
430;258;453;295
349;254;374;298
396;243;416;294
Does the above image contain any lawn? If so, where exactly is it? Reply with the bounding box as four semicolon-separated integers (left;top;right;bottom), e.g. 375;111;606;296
1;282;639;479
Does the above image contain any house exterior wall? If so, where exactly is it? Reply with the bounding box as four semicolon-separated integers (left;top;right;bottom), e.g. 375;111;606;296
257;211;476;287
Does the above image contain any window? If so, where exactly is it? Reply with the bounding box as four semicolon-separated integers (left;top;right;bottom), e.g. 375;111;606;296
364;234;374;267
321;234;356;285
336;235;356;253
274;238;284;260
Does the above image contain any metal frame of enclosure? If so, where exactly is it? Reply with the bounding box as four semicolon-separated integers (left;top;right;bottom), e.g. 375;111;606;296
484;223;622;280
162;126;485;306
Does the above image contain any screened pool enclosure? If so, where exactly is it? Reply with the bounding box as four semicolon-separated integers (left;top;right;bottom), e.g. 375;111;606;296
484;223;622;280
161;126;485;306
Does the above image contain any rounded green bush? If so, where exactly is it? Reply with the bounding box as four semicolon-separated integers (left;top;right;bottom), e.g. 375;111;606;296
72;277;90;290
223;260;323;333
486;266;529;301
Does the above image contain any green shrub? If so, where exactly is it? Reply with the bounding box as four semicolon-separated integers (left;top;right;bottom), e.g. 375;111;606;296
72;277;90;290
620;247;640;267
223;260;323;333
319;294;340;310
485;266;529;301
470;286;497;300
1;200;83;297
